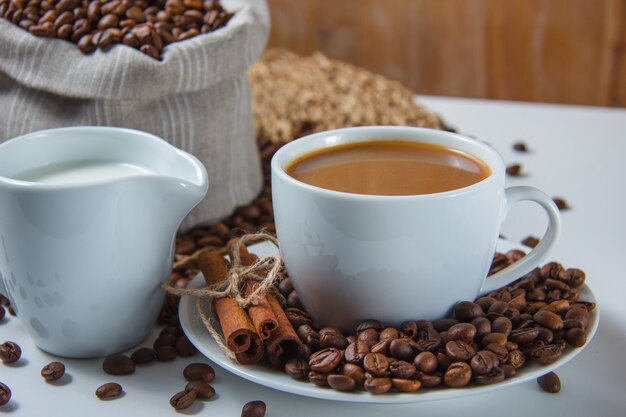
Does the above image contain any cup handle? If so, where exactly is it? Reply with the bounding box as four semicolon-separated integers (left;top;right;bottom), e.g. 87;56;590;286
480;186;561;295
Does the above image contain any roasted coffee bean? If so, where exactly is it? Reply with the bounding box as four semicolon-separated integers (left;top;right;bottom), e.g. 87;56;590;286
364;377;392;394
392;378;421;392
286;291;303;309
185;381;215;399
491;316;513;336
533;310;564;331
0;341;21;363
0;382;10;406
484;343;509;363
102;354;135;375
522;236;540;248
509;327;540;345
481;332;507;347
371;339;393;355
0;306;4;321
399;321;418;339
437;352;451;371
284;358;309;380
357;328;379;348
537;372;561;393
131;347;156;364
531;344;563;365
388;360;416;379
565;308;589;329
445;340;475;362
433;318;459;332
506;163;523;176
175;335;197;357
566;328;586;347
414;371;441;387
156;345;177;361
513;141;528;152
507;349;526;368
379;327;399;342
363;353;389;377
183;363;215;382
470;317;491;341
543;299;570;315
327;374;356;391
388;338;416;361
170;389;196;410
278;278;294;296
241;400;266;417
559;268;585;288
506;249;526;264
475;296;497;312
284;308;312;329
454;301;484;322
552;197;569;210
96;382;123;400
297;324;320;349
502;364;516;378
470;350;498;375
41;361;65;381
309;348;342;373
413;351;438;373
443;362;472;387
308;371;329;386
505;341;518;351
338;364;364;387
356;320;384;333
320;330;348;350
446;323;477;344
153;333;177;349
536;327;554;344
344;341;369;364
474;366;505;385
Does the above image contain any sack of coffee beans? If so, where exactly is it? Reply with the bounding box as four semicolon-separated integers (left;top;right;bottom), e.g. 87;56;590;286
0;0;269;228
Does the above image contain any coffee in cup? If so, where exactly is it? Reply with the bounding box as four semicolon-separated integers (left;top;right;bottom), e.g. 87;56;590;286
271;126;561;330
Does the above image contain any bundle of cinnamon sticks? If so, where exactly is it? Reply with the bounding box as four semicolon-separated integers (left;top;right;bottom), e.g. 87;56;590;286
197;240;304;366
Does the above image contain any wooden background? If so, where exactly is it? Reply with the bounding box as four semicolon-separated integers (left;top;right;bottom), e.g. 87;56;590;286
267;0;626;107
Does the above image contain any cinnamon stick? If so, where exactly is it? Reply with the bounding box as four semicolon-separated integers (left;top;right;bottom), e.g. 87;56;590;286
265;294;305;367
197;250;264;364
234;243;279;340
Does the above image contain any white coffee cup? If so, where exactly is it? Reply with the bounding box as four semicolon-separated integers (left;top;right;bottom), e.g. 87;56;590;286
0;127;208;357
271;126;560;330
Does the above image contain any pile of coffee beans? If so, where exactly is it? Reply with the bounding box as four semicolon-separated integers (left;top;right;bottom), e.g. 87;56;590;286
273;255;592;394
0;0;234;60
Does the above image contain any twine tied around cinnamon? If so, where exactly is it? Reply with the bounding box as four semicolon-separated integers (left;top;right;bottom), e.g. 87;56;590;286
159;233;282;361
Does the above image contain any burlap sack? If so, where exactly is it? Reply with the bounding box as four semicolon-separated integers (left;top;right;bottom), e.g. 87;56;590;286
0;0;269;229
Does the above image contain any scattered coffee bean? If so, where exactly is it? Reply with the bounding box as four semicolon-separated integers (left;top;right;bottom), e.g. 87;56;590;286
513;141;528;152
522;236;540;248
175;335;198;357
185;381;215;399
0;382;11;405
156;345;177;361
391;378;421;392
153;333;177;349
170;389;196;410
537;372;561;393
41;361;65;381
552;197;570;210
131;347;156;364
309;348;342;373
444;362;472;387
96;382;123;400
506;163;523;177
241;400;266;417
284;358;309;380
327;374;356;391
102;354;135;375
0;341;21;363
363;377;392;394
183;363;215;382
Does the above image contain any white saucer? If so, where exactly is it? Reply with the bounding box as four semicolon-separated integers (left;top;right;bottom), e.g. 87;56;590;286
178;239;599;404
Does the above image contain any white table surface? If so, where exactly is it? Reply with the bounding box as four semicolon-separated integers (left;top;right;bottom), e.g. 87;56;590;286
1;96;625;415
